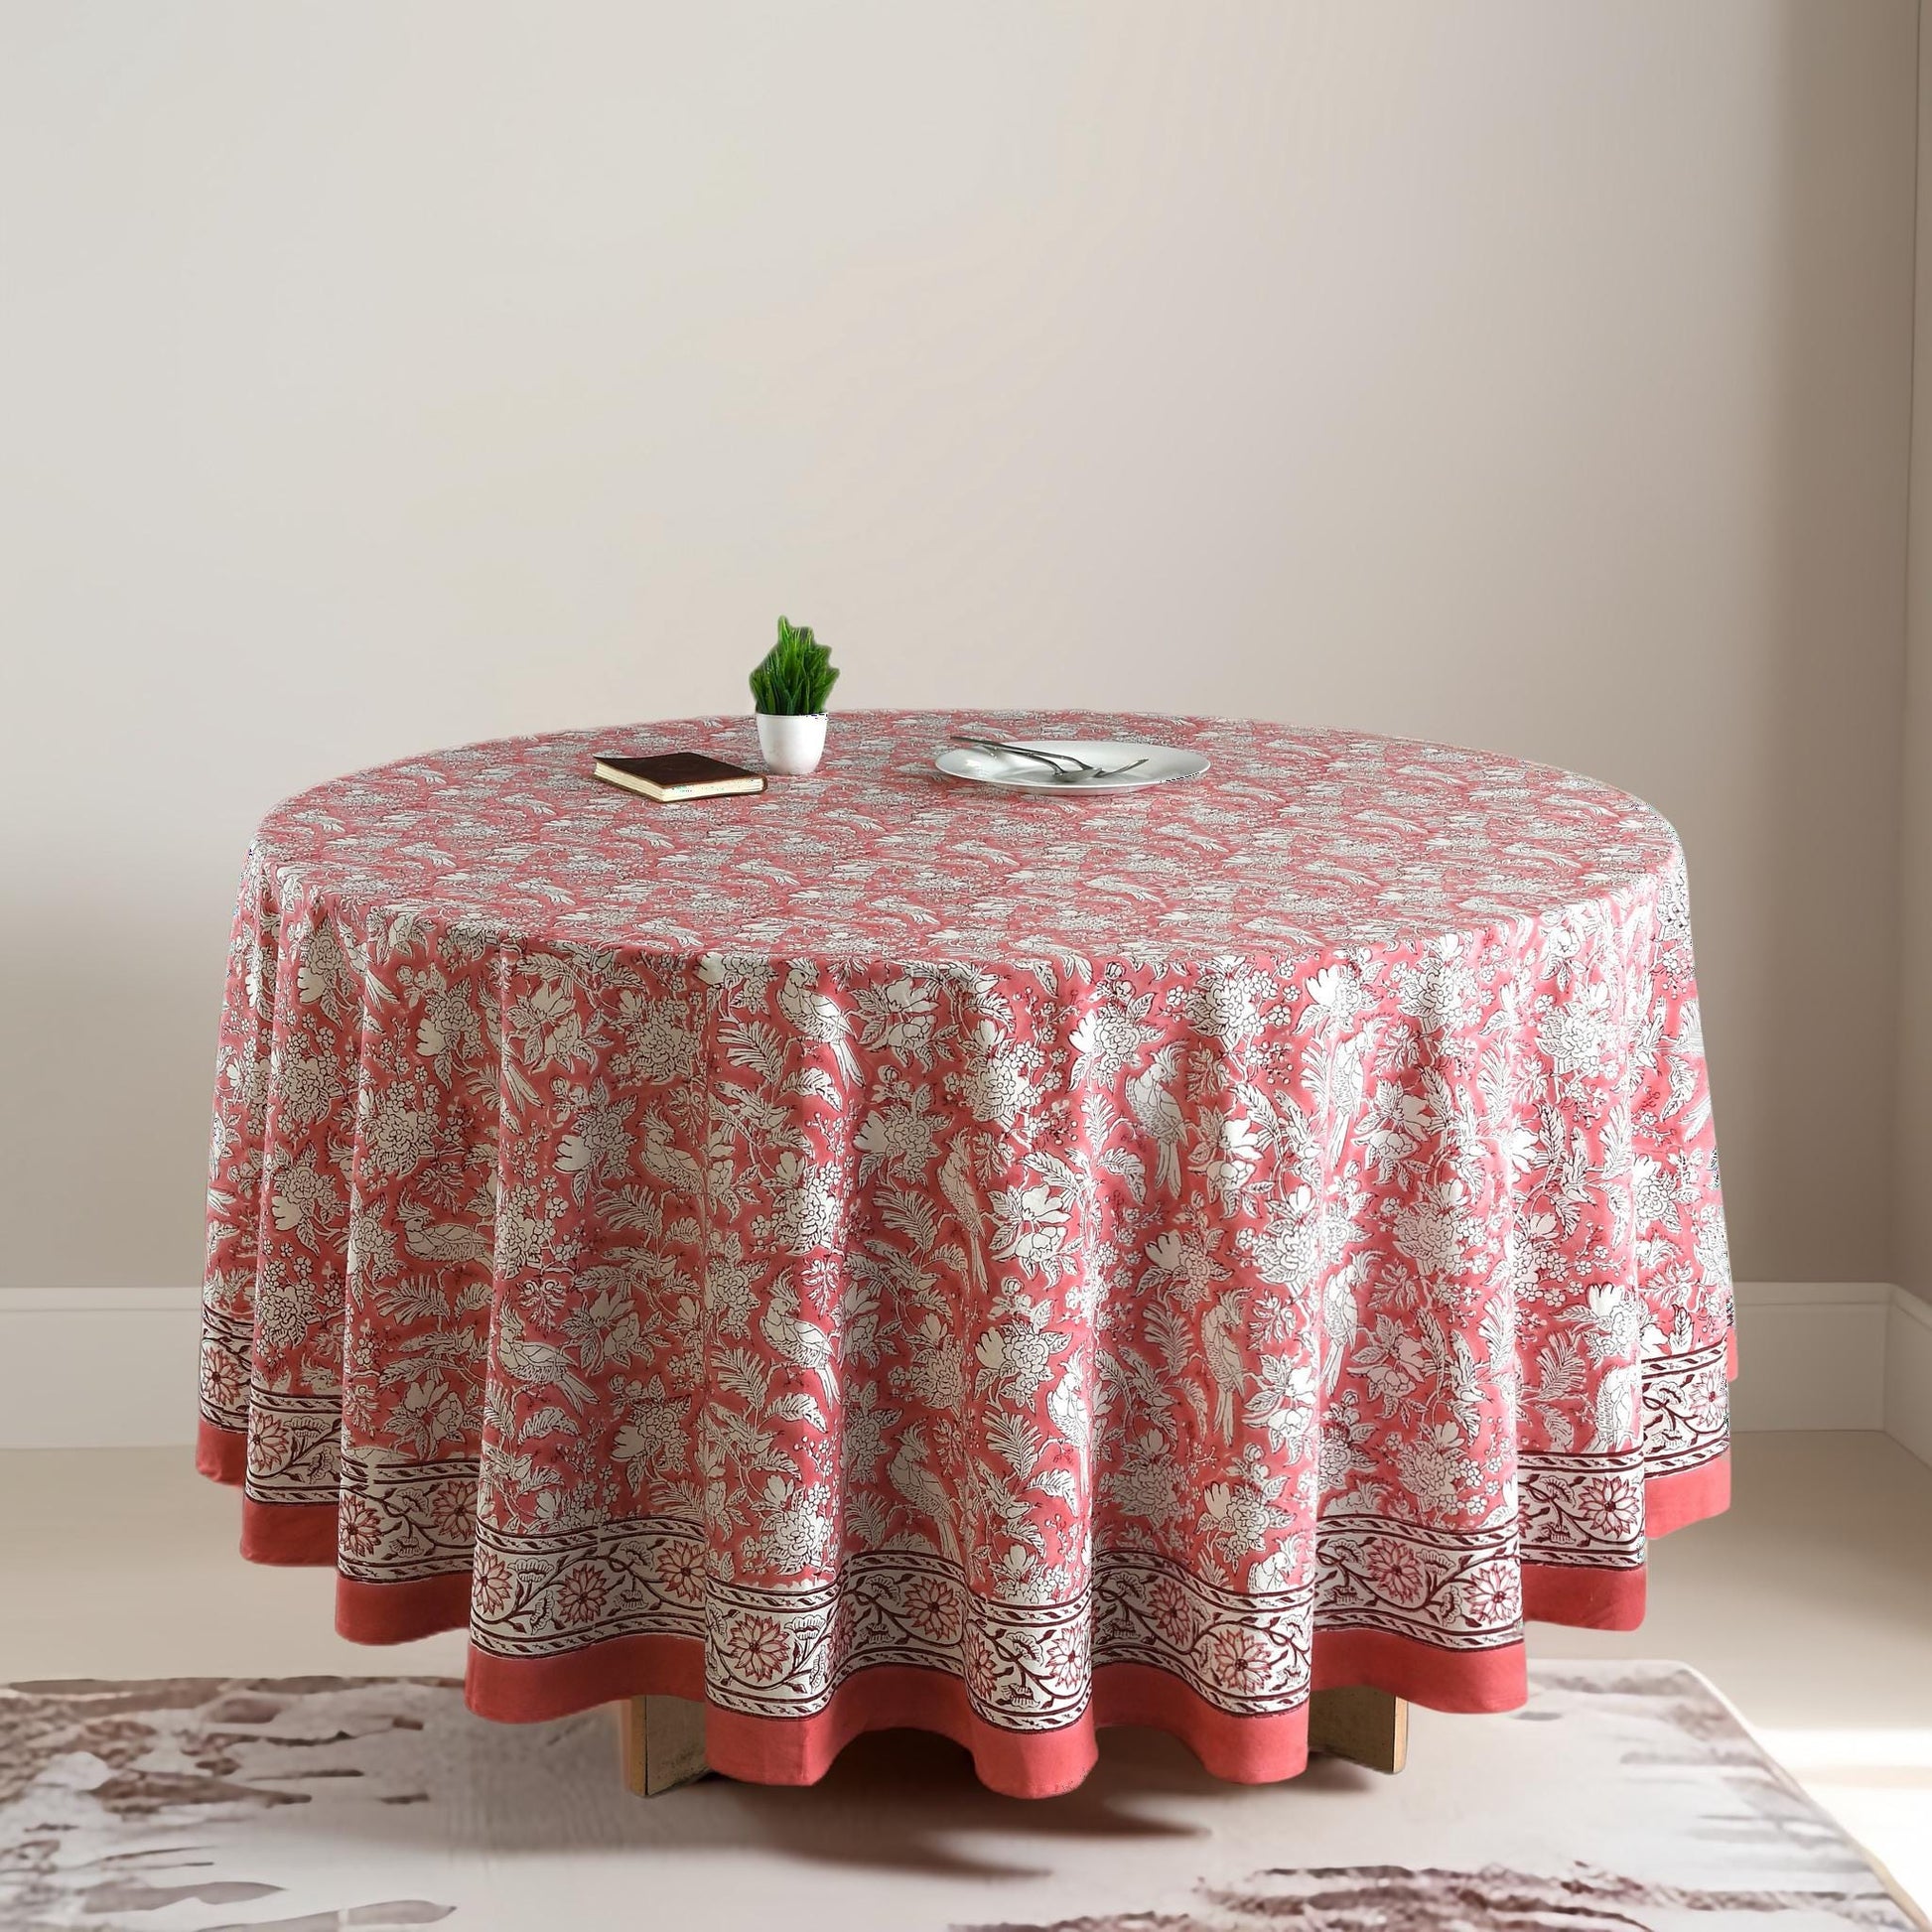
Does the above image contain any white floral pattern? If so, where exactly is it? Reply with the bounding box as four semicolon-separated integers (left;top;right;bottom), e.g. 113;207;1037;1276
200;710;1732;1778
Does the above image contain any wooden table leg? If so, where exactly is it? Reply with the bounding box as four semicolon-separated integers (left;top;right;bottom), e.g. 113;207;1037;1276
617;1689;1401;1790
617;1694;712;1795
1308;1686;1408;1773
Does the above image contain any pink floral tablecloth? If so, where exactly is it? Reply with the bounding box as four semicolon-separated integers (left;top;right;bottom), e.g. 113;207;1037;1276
200;711;1733;1796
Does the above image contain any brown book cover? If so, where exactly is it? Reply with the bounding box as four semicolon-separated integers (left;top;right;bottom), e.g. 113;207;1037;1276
593;752;765;802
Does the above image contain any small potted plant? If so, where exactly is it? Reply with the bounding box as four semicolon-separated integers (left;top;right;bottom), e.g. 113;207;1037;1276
750;616;839;775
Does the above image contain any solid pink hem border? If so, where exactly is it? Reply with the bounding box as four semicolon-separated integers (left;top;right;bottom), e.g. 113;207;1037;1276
1647;1449;1730;1539
706;1660;1313;1797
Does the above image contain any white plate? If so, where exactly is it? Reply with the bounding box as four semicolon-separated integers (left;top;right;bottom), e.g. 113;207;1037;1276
935;738;1210;793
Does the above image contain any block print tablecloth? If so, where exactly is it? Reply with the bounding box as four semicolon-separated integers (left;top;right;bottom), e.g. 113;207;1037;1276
199;711;1733;1797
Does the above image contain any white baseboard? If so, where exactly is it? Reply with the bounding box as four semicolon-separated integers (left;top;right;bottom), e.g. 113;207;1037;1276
1728;1281;1893;1431
1725;1281;1932;1467
2;1282;1930;1462
1884;1286;1932;1468
0;1289;203;1449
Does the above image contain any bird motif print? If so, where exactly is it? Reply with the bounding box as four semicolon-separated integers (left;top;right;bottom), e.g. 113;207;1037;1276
1318;1257;1369;1394
396;1198;495;1268
492;1301;595;1409
778;963;860;1085
1590;1359;1644;1452
1126;1044;1186;1196
1200;1287;1249;1442
888;1422;960;1563
938;1136;987;1290
759;1271;834;1378
1045;1352;1089;1453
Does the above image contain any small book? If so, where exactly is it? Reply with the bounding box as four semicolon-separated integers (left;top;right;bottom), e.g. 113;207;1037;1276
592;752;765;802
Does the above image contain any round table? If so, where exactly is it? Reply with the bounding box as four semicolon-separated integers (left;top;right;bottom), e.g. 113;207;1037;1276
198;710;1733;1798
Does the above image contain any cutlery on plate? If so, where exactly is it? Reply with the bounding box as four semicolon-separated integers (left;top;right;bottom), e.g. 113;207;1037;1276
951;734;1087;770
949;735;1149;781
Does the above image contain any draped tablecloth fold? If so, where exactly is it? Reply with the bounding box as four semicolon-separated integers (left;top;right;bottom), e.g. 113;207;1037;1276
198;712;1732;1796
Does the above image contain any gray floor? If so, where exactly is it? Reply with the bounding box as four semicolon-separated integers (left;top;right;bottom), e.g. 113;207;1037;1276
3;1432;1929;1904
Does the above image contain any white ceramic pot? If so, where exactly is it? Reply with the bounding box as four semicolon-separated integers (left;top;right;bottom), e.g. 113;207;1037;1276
756;712;827;776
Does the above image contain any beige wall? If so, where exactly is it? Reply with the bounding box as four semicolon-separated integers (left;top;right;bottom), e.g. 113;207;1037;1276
1902;8;1932;1309
0;0;1919;1290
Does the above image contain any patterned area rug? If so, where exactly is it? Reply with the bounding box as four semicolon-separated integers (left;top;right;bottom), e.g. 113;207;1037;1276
1;1663;1920;1932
